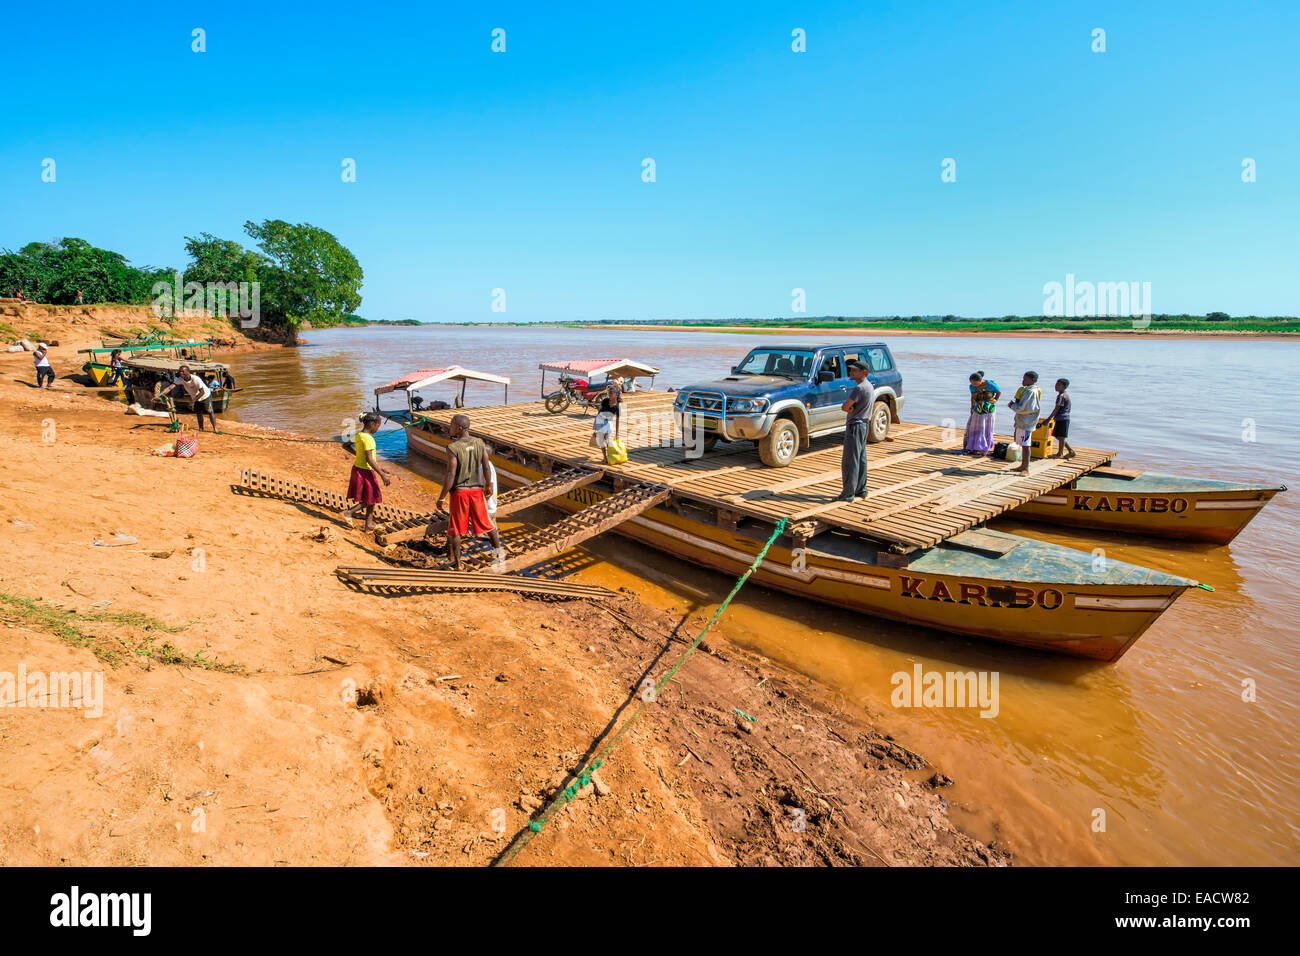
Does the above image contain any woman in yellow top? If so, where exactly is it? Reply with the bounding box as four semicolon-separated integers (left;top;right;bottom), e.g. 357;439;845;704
340;412;391;531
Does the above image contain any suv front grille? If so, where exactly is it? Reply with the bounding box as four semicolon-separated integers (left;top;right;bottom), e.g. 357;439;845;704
684;391;726;414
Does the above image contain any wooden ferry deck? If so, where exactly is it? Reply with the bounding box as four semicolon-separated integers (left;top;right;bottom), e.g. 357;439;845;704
416;391;1114;554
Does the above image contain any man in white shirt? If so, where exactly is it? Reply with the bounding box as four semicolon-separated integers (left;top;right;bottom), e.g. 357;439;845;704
33;343;54;388
1006;370;1042;474
161;365;217;432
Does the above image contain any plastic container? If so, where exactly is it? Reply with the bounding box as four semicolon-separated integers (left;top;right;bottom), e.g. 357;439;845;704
1030;419;1055;459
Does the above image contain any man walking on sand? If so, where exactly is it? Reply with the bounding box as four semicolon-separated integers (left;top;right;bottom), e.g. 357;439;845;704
340;412;391;532
838;359;875;502
1007;370;1042;474
433;414;503;570
33;343;54;388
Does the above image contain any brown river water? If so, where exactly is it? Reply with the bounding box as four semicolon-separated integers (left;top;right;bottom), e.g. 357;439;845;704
228;326;1299;866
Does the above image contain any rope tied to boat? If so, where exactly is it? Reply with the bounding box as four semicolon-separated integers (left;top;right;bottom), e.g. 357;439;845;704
493;516;789;866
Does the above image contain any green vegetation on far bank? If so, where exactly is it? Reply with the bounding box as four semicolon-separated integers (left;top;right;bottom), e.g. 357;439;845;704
458;313;1298;334
332;315;422;328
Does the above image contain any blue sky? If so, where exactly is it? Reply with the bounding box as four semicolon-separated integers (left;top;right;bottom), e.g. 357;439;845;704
2;0;1297;321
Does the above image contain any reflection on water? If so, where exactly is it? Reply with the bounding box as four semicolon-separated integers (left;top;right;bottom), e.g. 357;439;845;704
229;327;1300;866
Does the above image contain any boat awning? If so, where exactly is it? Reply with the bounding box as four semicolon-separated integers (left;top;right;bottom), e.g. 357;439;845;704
375;366;511;395
119;357;227;373
537;359;661;379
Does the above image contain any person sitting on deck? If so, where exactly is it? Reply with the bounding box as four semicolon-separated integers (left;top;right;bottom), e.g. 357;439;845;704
431;414;503;570
1006;371;1042;474
339;412;391;532
160;365;218;432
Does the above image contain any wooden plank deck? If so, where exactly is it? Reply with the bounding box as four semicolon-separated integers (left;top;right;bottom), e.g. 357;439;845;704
417;391;1114;552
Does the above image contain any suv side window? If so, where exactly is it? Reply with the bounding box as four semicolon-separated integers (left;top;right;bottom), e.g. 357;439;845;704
819;353;844;380
865;347;891;372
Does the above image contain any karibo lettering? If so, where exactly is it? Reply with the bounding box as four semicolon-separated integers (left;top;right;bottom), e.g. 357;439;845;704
898;576;1065;609
1073;494;1188;514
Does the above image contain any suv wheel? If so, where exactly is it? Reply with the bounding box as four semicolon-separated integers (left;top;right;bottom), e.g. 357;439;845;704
868;401;890;443
759;418;799;467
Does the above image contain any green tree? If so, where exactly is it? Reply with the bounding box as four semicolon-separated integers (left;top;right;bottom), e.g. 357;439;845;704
182;233;267;289
243;219;363;326
0;238;168;304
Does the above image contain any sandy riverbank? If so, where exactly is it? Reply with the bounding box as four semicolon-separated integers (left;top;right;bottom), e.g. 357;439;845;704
0;301;291;354
0;339;1003;867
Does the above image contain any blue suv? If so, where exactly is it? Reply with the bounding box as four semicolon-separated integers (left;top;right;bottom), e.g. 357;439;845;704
672;343;904;467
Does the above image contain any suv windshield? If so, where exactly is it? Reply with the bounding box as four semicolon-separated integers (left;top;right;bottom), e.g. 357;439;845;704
736;349;815;378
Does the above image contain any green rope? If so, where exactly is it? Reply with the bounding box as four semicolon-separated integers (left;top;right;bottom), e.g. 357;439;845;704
493;516;789;867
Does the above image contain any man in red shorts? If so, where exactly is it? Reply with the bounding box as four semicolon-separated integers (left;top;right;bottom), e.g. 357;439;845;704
435;414;503;570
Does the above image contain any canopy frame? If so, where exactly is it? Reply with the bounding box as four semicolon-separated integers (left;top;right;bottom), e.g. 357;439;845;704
373;366;510;418
538;359;659;396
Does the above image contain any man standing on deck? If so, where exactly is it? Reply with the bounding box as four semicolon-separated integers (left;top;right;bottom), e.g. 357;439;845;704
1007;370;1042;474
432;414;503;570
838;359;875;502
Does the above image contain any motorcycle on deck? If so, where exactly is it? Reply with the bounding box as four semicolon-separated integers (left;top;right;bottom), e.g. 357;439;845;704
543;375;609;414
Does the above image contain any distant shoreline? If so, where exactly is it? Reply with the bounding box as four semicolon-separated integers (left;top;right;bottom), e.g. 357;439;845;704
565;323;1300;340
377;321;1300;341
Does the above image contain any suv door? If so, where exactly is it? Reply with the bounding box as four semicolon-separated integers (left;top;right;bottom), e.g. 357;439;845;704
808;350;849;430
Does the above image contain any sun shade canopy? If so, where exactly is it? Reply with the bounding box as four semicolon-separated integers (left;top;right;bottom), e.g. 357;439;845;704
537;359;661;379
375;366;511;395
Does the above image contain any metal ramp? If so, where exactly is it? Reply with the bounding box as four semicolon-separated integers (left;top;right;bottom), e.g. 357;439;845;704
461;482;671;573
233;469;424;525
374;467;603;546
335;567;616;600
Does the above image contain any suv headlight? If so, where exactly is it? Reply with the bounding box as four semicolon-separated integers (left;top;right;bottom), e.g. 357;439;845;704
728;398;768;413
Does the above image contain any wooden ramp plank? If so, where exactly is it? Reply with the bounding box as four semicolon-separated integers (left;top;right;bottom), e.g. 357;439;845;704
233;469;423;524
465;483;671;573
335;567;615;600
373;467;604;546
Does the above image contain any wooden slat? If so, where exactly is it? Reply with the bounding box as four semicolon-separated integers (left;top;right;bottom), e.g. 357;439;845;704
412;394;1115;551
465;483;671;573
335;567;615;599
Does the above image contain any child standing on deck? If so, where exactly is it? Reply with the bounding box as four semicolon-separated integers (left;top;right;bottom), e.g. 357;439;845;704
340;413;391;532
1045;378;1076;459
1007;371;1042;474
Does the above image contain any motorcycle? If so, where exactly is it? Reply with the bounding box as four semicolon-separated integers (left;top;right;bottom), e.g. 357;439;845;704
543;375;610;414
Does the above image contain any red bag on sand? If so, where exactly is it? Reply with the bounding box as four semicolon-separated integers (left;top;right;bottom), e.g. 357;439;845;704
174;433;198;459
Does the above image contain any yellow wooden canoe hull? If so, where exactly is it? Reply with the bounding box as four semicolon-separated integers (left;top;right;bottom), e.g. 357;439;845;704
407;427;1191;662
82;362;125;389
1013;476;1283;544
